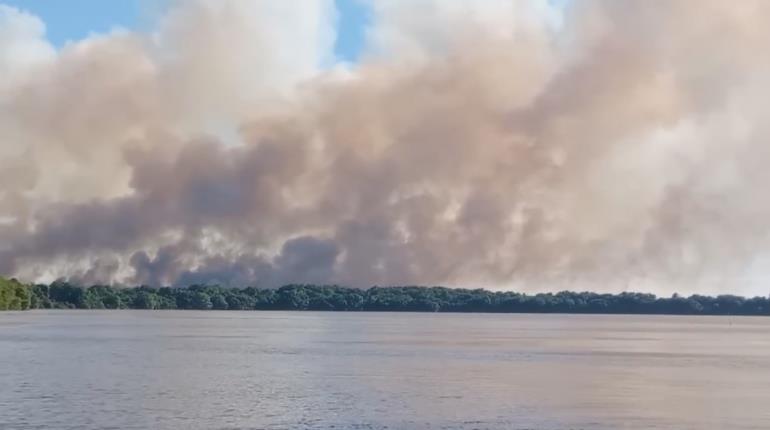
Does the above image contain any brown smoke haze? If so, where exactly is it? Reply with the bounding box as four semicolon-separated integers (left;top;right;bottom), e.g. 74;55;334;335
2;0;770;295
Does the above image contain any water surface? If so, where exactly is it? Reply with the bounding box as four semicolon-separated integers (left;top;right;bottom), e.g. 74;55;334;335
1;311;769;429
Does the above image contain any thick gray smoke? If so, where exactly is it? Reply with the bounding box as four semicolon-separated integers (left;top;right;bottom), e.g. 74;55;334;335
3;0;770;295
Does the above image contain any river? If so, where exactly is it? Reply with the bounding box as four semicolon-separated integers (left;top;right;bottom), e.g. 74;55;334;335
1;311;769;429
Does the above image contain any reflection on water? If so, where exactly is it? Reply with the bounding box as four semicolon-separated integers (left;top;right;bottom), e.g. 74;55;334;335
1;311;769;429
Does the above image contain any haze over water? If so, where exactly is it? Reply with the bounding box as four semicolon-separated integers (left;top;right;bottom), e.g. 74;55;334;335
2;311;769;429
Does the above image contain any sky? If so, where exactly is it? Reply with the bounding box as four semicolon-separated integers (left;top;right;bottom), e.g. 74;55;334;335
2;0;770;296
2;0;371;61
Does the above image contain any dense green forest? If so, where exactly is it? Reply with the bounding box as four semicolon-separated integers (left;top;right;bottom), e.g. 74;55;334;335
0;277;32;310
1;276;769;315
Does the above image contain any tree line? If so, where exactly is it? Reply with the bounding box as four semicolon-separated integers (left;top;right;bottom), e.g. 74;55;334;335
0;277;32;310
0;277;768;315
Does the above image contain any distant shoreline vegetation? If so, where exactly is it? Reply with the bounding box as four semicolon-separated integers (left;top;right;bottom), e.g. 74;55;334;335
1;277;769;315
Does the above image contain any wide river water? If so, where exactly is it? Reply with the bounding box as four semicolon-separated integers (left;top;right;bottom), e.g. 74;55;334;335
1;311;769;429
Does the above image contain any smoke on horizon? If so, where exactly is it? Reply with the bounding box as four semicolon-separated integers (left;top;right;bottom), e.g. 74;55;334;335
2;0;770;295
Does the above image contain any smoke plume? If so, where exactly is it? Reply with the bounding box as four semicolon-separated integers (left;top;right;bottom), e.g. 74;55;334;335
3;0;770;295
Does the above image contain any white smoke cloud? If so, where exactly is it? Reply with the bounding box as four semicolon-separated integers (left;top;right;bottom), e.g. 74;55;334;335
0;5;55;89
2;0;770;296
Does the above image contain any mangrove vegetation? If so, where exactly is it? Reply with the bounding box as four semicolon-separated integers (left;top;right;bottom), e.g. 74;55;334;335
1;277;769;315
